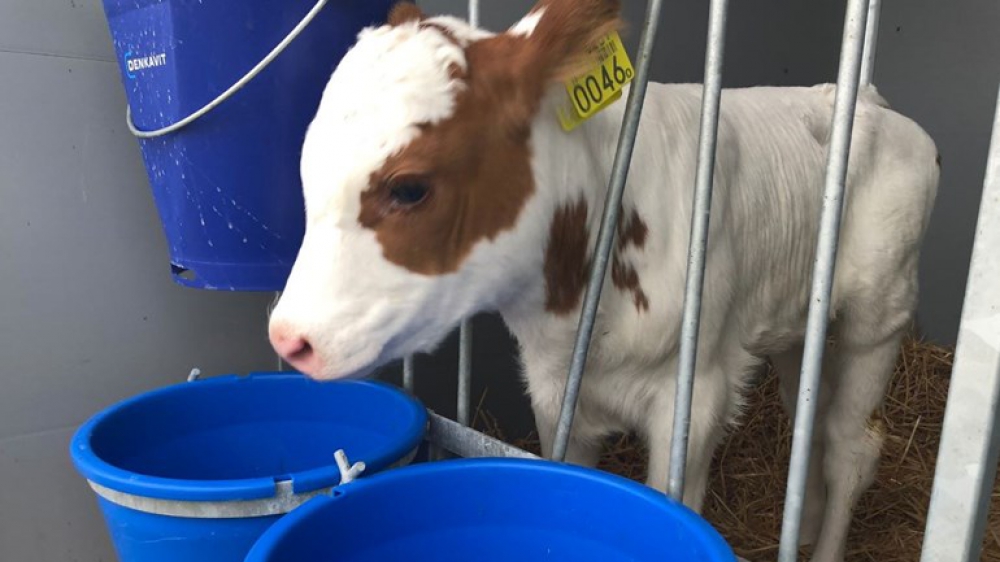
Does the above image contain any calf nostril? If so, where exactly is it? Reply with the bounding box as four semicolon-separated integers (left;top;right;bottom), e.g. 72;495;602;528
280;337;323;376
289;339;314;361
269;323;325;375
270;324;309;358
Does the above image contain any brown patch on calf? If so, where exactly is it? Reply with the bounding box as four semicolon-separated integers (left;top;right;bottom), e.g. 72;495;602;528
611;209;649;313
544;199;591;314
611;257;649;312
388;2;424;26
358;0;623;276
616;208;648;251
521;0;625;84
359;36;538;276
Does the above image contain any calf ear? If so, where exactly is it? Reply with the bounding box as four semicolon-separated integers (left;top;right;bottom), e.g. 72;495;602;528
516;0;623;84
388;1;425;26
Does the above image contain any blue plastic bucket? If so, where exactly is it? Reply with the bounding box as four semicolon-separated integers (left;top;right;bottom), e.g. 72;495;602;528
245;458;737;562
100;0;395;290
69;373;427;562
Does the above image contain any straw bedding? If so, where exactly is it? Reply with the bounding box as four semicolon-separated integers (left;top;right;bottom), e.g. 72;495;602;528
475;337;1000;561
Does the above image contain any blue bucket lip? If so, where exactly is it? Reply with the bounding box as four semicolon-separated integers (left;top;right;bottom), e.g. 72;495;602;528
69;372;427;502
246;457;737;562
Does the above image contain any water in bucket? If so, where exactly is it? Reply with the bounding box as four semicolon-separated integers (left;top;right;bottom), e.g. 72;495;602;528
101;0;395;290
69;374;427;562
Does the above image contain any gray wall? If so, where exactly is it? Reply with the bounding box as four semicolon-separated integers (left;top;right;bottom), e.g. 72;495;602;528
875;0;1000;343
0;1;279;560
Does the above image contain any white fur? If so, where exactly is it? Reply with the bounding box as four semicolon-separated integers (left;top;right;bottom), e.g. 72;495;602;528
510;8;545;36
270;12;939;562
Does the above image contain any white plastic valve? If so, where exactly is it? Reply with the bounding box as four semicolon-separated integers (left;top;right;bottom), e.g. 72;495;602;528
334;449;366;484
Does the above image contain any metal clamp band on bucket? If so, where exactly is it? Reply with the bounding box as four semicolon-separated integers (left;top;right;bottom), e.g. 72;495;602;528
85;447;419;519
125;0;329;138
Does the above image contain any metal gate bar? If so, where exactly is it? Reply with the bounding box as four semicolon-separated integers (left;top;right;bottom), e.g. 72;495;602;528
551;0;666;462
777;0;872;560
919;82;1000;562
458;323;473;425
859;0;881;85
456;0;480;428
403;355;415;392
667;0;731;502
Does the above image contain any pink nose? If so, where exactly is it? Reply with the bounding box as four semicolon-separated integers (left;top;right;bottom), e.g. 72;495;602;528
269;323;323;376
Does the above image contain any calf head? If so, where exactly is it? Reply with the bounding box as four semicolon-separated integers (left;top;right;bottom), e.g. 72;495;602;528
269;0;621;379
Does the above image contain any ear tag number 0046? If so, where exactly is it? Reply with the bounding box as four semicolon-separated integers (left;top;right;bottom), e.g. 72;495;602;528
557;31;635;132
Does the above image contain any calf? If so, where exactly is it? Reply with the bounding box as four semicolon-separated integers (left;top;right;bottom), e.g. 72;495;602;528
268;2;939;561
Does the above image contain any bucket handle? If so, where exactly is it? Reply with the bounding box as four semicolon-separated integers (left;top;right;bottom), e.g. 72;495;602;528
126;0;330;139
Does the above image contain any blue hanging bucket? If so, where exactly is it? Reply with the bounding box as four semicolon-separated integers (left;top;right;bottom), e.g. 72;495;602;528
101;0;395;290
69;373;427;562
245;458;737;562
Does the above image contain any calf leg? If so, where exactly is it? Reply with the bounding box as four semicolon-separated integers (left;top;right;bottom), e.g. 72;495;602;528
525;370;604;466
533;403;604;466
772;343;833;546
809;319;903;562
644;361;733;512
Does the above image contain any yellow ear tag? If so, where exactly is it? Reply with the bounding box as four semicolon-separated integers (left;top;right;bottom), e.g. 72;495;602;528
556;31;635;132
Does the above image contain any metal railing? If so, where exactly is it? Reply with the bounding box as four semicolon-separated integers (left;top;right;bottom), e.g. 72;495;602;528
455;0;479;429
777;0;872;559
667;0;729;502
919;81;1000;562
408;2;1000;561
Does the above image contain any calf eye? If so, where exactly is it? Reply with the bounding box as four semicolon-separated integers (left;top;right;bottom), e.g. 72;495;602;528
388;178;430;207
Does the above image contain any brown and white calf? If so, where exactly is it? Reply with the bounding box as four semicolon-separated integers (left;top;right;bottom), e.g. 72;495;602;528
268;1;939;560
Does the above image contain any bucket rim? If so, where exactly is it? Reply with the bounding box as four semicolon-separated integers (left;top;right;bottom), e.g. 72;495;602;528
69;373;427;503
245;457;737;562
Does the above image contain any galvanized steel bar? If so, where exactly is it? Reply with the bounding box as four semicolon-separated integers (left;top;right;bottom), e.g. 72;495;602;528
919;83;1000;562
455;0;479;428
777;0;870;560
859;0;882;85
552;0;666;462
468;0;479;28
457;323;473;425
667;0;730;502
403;355;415;393
427;411;541;460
